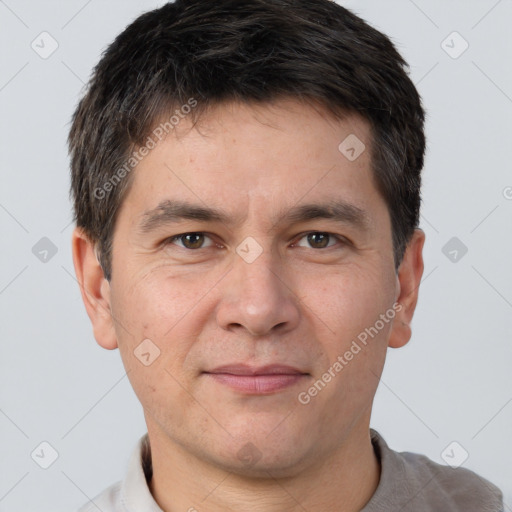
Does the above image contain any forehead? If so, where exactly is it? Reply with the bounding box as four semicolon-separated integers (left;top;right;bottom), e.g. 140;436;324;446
119;99;383;228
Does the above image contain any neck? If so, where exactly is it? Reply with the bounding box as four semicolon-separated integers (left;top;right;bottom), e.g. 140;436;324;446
147;422;380;512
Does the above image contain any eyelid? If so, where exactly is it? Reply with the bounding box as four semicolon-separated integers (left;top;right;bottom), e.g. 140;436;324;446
165;232;217;249
292;231;348;249
163;230;349;251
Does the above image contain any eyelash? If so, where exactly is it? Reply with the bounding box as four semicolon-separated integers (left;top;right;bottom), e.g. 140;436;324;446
163;231;349;251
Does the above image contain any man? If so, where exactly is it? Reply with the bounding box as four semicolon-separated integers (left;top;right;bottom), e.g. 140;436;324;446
69;1;504;510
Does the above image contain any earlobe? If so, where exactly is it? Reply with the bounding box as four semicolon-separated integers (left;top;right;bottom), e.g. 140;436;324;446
388;229;425;349
71;227;118;350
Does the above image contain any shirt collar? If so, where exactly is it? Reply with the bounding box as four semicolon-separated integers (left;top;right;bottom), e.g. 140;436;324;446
120;433;162;512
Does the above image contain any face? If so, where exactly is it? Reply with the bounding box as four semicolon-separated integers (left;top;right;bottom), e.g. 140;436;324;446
74;99;423;476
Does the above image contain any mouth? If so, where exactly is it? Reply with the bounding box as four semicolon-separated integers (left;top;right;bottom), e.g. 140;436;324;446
203;364;310;394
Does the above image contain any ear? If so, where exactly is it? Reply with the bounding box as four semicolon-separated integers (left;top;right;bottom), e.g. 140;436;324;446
388;228;425;349
71;227;118;350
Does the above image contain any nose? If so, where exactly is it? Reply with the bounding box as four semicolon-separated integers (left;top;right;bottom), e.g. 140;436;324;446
215;245;301;337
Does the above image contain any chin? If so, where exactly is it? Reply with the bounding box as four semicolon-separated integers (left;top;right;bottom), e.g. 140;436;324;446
207;437;313;479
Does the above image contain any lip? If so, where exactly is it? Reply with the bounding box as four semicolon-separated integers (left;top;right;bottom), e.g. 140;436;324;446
204;364;309;394
208;364;306;376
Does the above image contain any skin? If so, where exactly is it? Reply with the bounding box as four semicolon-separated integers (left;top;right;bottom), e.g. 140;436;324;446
72;98;425;512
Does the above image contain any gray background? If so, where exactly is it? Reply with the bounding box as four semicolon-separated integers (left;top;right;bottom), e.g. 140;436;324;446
0;0;511;510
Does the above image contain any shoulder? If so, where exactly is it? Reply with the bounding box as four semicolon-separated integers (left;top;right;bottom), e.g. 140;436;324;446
76;481;123;512
366;430;504;512
400;449;503;511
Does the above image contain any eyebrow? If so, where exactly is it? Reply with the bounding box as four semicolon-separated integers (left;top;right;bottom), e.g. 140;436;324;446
138;200;233;234
137;198;371;234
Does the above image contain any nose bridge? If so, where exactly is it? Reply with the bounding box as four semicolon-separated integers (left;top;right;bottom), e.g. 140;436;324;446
234;241;284;309
215;239;300;336
237;244;280;297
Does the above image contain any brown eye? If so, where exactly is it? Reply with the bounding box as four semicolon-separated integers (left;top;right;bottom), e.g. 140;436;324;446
182;233;204;249
295;232;338;249
307;232;330;248
169;232;213;249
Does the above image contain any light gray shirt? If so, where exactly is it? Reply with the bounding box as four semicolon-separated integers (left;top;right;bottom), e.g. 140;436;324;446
77;429;504;511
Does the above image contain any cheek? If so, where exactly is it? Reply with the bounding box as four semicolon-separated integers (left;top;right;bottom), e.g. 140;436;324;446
108;271;208;406
299;262;394;403
306;261;396;345
111;266;215;344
